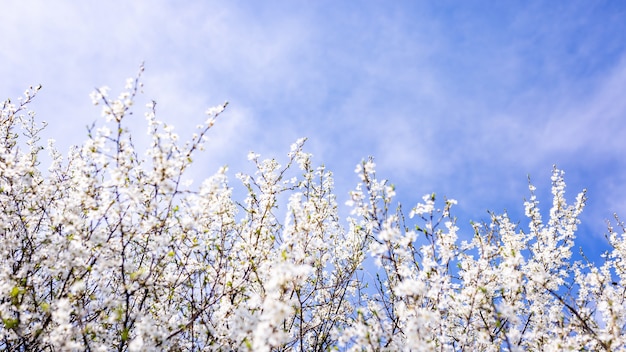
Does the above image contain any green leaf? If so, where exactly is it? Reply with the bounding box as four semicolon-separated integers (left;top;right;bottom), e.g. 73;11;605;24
3;318;19;330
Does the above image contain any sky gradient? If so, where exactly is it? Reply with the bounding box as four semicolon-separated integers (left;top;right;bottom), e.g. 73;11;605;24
2;1;626;260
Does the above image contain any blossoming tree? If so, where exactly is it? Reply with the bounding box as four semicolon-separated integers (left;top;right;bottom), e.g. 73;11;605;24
1;67;625;351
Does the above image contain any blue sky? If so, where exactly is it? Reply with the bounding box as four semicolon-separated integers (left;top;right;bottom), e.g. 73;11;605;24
2;1;626;260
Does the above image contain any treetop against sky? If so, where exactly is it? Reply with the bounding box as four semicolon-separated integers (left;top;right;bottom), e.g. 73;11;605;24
2;75;626;349
1;0;626;294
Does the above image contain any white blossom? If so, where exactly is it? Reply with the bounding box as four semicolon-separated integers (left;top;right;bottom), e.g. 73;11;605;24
1;72;623;351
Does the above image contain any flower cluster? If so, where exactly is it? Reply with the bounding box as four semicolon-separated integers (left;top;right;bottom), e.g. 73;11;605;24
1;71;625;351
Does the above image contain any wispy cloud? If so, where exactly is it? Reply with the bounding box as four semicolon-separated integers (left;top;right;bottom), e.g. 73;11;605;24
2;1;626;252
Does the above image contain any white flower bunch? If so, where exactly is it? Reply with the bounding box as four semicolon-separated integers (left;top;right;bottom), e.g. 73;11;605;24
1;70;625;351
